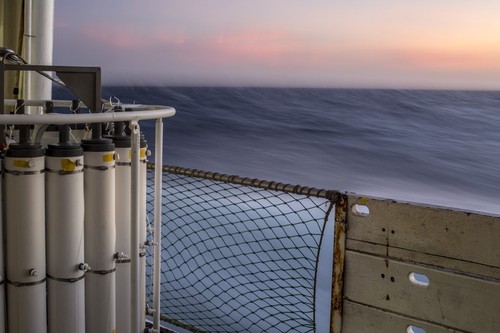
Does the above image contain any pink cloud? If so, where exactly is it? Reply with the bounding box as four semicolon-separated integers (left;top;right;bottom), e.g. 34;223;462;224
81;24;185;49
73;22;500;86
153;30;185;45
212;30;300;66
82;25;145;48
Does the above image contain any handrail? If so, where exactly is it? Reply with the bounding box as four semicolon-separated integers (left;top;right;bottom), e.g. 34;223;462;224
148;163;341;201
1;99;175;124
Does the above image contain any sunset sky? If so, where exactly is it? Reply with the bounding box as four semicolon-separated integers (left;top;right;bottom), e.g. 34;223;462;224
54;1;500;89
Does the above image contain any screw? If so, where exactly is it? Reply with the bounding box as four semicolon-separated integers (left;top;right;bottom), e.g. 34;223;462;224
79;263;91;272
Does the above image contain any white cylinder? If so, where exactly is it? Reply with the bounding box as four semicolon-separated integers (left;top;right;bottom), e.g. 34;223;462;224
46;152;85;333
115;146;131;333
7;284;46;331
113;134;148;333
4;154;46;333
83;148;116;333
47;280;85;331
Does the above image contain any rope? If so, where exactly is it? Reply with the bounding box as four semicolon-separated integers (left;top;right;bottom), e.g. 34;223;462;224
147;163;341;201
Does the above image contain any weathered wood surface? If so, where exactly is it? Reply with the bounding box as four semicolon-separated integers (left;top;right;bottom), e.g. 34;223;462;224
342;300;467;333
338;195;500;333
343;251;500;332
347;195;500;278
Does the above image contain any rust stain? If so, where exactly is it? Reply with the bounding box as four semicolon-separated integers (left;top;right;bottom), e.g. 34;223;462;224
330;194;347;333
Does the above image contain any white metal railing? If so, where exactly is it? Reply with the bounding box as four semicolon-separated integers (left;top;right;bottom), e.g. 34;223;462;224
2;99;174;124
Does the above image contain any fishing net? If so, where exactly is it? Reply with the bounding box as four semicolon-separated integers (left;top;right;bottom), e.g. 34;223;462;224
145;165;339;333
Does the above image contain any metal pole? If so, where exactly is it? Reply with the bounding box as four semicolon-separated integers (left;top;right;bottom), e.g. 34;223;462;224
130;121;141;332
153;118;163;330
24;0;32;105
31;0;54;101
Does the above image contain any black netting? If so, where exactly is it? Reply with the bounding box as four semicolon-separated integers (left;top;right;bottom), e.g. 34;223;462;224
146;167;336;333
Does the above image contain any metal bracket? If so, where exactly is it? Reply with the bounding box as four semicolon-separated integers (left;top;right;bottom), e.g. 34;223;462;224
1;63;101;114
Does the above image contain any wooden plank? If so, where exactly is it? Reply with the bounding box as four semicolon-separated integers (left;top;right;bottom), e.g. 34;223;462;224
346;239;500;280
388;246;500;280
342;300;467;333
343;251;500;332
347;195;500;271
346;239;387;257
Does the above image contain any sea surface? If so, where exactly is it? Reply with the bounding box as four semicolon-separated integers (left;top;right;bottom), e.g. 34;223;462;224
54;86;500;331
99;87;500;215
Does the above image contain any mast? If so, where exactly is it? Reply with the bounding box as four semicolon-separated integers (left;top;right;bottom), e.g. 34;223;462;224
30;0;54;102
1;0;54;112
1;0;23;108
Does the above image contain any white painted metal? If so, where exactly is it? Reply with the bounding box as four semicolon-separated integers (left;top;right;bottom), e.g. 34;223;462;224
153;118;163;330
29;0;54;153
30;0;54;101
7;285;47;332
4;156;46;333
46;154;85;333
2;1;23;105
83;150;116;333
139;144;148;330
0;102;176;124
23;0;32;103
47;281;85;331
130;122;141;332
0;157;5;333
115;145;132;333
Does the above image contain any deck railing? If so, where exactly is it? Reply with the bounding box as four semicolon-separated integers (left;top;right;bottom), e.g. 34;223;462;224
145;164;500;333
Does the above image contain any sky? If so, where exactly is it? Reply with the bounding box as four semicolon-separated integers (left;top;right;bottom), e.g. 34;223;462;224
54;1;500;89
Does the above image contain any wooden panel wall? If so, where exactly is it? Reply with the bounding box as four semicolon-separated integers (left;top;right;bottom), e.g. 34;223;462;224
340;195;500;333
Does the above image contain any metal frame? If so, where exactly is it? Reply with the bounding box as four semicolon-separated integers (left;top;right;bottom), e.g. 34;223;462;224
0;104;173;332
153;118;163;331
1;63;101;113
2;62;174;332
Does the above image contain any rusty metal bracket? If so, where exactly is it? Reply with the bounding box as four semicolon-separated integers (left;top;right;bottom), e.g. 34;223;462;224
330;194;347;333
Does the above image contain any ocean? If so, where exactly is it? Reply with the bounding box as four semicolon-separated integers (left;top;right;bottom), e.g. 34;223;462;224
99;87;500;215
53;86;500;331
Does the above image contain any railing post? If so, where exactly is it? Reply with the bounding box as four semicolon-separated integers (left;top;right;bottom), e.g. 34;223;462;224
130;121;141;332
330;194;347;333
153;118;163;330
